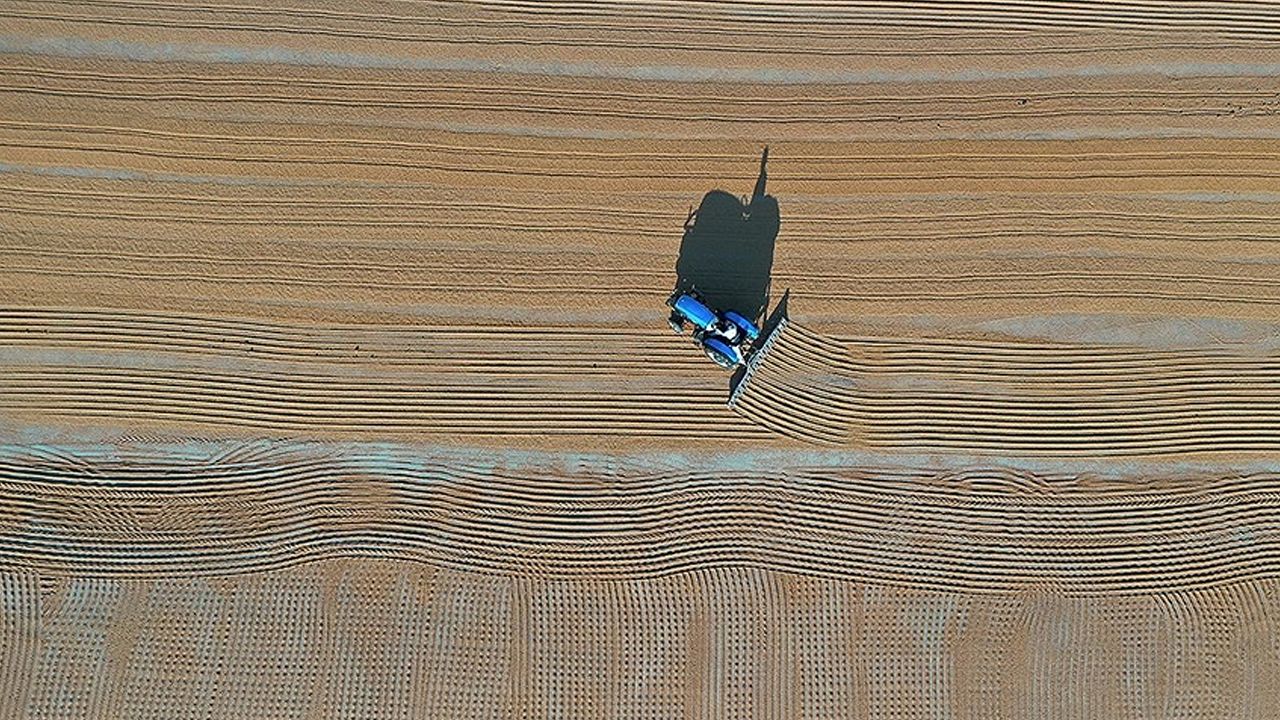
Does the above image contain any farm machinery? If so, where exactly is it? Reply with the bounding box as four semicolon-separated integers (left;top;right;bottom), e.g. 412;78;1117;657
666;289;761;369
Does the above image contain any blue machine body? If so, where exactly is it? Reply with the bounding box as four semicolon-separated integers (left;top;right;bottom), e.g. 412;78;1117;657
668;291;759;369
701;336;742;369
672;293;718;331
721;311;760;341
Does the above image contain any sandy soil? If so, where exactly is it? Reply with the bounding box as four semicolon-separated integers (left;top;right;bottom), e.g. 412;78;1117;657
2;1;1280;717
733;318;1280;453
4;4;1280;451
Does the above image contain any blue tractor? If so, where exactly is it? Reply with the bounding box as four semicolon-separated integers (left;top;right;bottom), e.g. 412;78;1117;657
667;290;761;369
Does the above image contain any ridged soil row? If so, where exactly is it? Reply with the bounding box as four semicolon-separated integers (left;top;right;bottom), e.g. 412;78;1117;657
0;568;38;720
2;444;1278;594
0;308;766;441
6;40;1280;333
6;561;1280;719
473;0;1280;37
11;0;1280;82
11;72;1280;144
733;320;1280;454
730;320;858;445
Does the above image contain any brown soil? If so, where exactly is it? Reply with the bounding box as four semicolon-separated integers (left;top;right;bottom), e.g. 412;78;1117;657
2;1;1280;716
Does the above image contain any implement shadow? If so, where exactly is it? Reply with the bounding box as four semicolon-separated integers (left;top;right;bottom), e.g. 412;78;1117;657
673;147;779;323
729;289;789;396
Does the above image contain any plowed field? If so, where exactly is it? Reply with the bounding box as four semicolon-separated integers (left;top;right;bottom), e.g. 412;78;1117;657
2;1;1280;717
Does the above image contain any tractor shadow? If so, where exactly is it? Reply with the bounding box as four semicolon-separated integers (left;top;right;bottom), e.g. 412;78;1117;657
673;147;779;324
